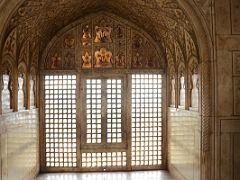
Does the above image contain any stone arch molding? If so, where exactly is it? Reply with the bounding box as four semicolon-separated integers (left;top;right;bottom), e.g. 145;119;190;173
41;12;165;71
0;0;213;179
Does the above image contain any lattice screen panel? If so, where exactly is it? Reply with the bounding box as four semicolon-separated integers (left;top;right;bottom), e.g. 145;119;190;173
131;74;162;166
86;79;102;144
82;152;127;168
44;75;77;168
107;79;122;143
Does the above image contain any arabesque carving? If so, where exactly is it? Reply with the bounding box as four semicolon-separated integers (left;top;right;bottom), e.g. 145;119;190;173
3;29;17;59
185;30;198;59
19;41;29;65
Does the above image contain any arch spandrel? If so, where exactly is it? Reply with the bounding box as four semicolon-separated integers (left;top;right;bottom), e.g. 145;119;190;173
2;28;17;61
41;13;165;71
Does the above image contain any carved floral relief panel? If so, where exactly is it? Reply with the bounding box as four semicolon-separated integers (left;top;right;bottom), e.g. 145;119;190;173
43;14;163;70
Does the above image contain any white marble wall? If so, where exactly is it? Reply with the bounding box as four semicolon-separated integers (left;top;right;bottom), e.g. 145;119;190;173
168;108;201;180
0;109;39;180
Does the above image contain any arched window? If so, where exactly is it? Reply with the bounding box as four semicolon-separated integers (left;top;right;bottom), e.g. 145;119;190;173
40;13;166;172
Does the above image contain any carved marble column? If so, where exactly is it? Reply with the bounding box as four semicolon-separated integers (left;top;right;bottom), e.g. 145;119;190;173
179;75;186;107
30;79;35;108
191;73;199;109
18;76;25;110
171;78;176;107
1;74;12;113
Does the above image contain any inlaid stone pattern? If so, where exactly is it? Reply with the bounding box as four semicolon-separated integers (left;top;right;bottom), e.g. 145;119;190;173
43;14;163;70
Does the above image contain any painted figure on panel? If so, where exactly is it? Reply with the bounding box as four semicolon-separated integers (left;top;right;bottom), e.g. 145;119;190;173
51;53;62;69
116;53;125;67
133;36;143;49
82;25;91;46
95;48;112;68
116;26;124;38
64;34;75;48
64;52;74;68
132;53;142;68
82;52;92;68
146;57;154;67
94;26;112;43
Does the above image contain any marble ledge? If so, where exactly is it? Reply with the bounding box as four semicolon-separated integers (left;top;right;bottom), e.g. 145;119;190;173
1;141;38;161
168;107;200;117
168;107;199;113
0;108;39;135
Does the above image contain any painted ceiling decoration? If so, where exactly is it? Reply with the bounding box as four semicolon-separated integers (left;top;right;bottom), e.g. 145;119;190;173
1;0;200;75
42;13;164;70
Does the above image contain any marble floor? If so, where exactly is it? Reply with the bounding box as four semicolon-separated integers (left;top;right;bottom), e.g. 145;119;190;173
36;170;175;180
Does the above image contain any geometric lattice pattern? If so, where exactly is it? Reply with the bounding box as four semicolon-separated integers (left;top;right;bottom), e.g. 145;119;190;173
107;79;122;143
82;152;127;168
43;74;163;170
131;74;162;166
44;75;77;167
86;79;102;144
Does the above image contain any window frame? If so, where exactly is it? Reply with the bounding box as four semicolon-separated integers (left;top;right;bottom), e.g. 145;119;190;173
39;69;167;172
